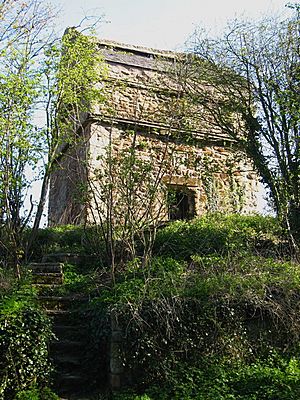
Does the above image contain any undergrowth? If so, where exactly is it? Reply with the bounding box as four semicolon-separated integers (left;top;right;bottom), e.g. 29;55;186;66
4;213;299;399
24;225;107;264
113;355;300;399
154;213;283;259
0;271;55;400
88;214;300;398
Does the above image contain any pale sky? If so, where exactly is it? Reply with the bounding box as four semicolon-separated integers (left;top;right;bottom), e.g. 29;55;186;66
53;0;292;50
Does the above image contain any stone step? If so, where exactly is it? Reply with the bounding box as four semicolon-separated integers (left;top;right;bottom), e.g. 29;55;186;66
53;324;88;341
52;339;83;348
31;256;96;396
51;340;84;359
42;253;95;266
46;309;73;316
47;309;87;326
39;295;85;311
42;253;80;264
34;283;63;293
31;272;63;285
53;373;87;397
55;354;83;368
29;262;63;273
50;341;86;360
53;323;87;332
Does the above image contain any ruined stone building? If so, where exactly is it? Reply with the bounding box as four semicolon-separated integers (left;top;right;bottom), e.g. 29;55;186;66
48;39;258;226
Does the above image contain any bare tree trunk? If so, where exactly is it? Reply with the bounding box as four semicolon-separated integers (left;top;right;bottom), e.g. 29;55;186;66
25;170;51;259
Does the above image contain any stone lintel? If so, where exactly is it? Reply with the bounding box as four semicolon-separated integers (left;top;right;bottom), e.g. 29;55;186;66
163;175;201;187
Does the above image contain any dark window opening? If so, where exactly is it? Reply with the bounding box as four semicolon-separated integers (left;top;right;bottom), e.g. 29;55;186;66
168;187;195;220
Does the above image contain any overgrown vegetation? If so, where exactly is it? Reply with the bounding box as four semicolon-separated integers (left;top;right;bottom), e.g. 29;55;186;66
0;271;56;400
154;213;283;258
0;0;55;276
113;356;300;399
25;225;101;260
2;213;300;399
76;213;299;399
0;0;106;275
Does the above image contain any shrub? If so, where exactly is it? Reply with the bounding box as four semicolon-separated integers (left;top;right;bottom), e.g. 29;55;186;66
0;281;54;400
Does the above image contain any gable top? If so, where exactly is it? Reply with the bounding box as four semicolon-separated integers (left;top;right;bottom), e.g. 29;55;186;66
97;39;177;60
96;39;187;71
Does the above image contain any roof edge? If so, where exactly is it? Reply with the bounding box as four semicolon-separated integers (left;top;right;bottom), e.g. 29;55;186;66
96;38;179;59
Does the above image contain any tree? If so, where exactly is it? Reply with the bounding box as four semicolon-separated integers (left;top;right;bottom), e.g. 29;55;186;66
0;0;55;273
29;27;106;240
184;5;300;240
0;1;106;272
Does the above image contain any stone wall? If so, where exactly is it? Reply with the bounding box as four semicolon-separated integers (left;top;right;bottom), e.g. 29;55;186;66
48;134;89;226
94;44;228;141
85;122;258;226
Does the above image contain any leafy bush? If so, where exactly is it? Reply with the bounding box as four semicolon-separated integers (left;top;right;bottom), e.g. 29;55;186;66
0;281;54;400
101;257;185;304
26;214;281;263
186;253;300;297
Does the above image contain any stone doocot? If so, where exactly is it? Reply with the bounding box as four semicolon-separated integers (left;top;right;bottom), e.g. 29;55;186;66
48;39;258;226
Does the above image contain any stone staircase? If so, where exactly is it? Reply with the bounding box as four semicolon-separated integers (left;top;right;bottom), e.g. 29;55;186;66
29;262;91;399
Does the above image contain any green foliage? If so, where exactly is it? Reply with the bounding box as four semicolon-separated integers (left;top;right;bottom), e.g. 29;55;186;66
61;263;99;295
46;28;107;140
185;254;300;300
0;13;109;268
85;215;299;396
114;356;300;399
0;281;53;400
58;29;107;110
14;386;59;400
25;225;107;263
27;213;283;265
154;214;282;259
95;257;185;306
0;0;55;271
91;253;300;396
27;225;85;256
15;214;300;398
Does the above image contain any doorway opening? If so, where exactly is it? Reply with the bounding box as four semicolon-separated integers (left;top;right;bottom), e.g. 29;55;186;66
168;186;195;220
